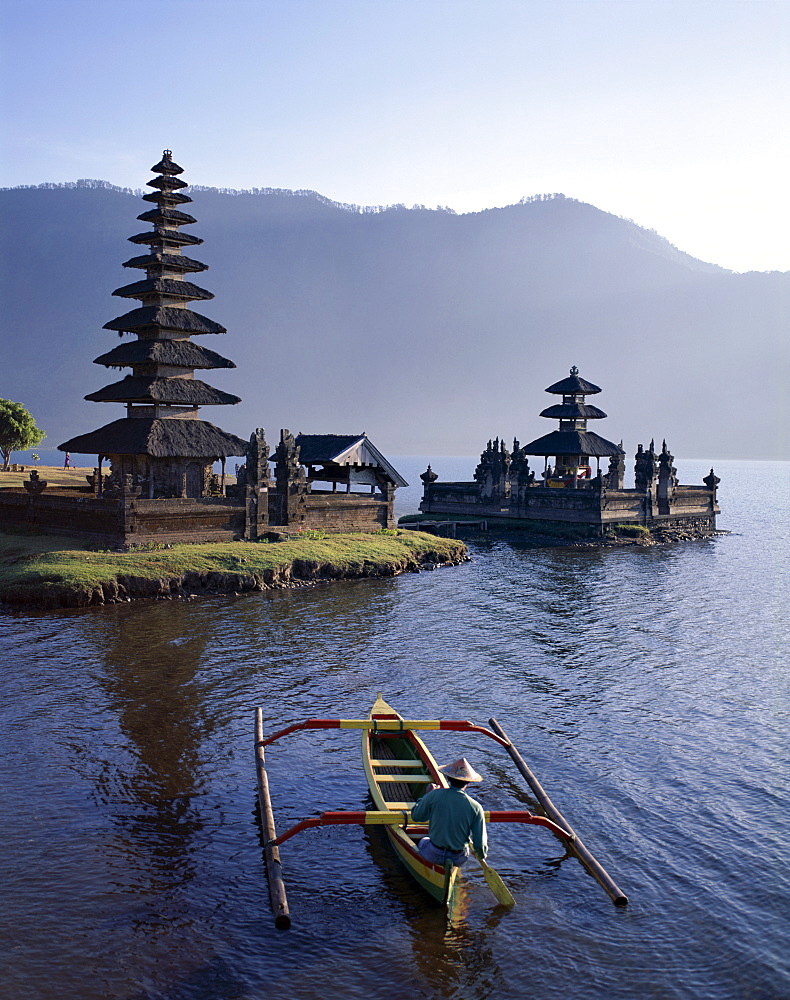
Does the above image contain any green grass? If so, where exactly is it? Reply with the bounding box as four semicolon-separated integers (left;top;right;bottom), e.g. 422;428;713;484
0;464;93;489
609;523;652;538
0;529;468;607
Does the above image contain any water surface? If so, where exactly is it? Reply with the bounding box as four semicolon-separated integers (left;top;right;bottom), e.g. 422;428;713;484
1;459;787;1000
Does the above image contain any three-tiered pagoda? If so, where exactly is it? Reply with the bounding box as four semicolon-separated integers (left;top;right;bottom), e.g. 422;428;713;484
521;366;623;484
59;151;246;497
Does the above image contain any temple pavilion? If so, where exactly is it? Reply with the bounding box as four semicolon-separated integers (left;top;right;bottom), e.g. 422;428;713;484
522;366;623;485
292;434;408;493
59;151;247;497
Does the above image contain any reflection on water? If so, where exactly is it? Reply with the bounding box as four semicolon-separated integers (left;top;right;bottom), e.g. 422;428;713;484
91;605;213;895
362;827;507;997
0;459;788;1000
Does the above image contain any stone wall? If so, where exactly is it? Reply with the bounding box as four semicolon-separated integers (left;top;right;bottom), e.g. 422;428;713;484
301;492;393;532
0;489;245;547
122;497;245;544
0;483;393;546
421;478;719;534
0;489;121;540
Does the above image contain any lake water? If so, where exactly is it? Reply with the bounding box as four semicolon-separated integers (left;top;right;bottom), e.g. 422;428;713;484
1;458;787;1000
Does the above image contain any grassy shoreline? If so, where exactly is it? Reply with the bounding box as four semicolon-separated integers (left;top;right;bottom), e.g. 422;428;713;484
0;530;468;609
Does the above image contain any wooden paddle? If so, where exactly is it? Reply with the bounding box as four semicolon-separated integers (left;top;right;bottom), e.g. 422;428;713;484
475;855;516;907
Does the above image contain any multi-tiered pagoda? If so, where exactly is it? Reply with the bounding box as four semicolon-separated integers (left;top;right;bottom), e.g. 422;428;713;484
60;151;246;497
417;365;720;538
522;366;623;483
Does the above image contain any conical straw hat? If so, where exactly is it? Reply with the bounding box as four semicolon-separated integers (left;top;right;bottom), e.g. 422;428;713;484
439;758;482;782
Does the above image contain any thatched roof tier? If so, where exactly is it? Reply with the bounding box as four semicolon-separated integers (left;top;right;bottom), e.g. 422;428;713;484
545;371;602;395
539;403;607;419
123;252;208;273
85;376;241;406
141;190;192;206
146;175;188;191
58;152;244;465
522;429;623;458
151;152;184;175
59;417;247;459
103;306;226;335
112;278;214;301
128;230;203;248
94;340;235;370
137;208;198;226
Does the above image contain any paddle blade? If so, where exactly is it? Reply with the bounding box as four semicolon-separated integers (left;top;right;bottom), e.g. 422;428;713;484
479;859;516;907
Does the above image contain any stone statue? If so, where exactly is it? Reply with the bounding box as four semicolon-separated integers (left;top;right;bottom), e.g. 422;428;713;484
474;436;511;500
656;440;678;514
273;428;307;526
23;468;47;494
510;442;533;501
246;428;269;489
420;464;439;486
606;443;625;489
634;442;658;493
243;428;270;540
703;468;720;492
658;440;678;491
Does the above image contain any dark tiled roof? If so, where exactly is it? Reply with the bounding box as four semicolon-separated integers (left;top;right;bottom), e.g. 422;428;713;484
59;417;247;458
122;252;208;273
94;341;235;370
112;278;214;301
521;430;623;457
85;376;240;406
545;373;602;395
539;403;607;419
104;306;226;335
295;434;366;464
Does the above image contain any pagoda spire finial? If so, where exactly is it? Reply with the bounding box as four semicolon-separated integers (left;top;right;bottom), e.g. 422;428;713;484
570;364;579;376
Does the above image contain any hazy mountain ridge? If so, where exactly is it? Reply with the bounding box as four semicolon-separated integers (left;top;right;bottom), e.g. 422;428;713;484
1;183;787;461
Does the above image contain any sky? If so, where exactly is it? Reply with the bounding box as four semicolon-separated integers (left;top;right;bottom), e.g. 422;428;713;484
1;0;788;273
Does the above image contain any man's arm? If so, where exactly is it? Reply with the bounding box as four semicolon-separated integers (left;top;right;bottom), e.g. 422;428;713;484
410;788;437;823
469;803;488;859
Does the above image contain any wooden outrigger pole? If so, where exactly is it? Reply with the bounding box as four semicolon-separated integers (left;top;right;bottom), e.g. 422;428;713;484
254;707;291;929
254;704;627;926
489;717;628;907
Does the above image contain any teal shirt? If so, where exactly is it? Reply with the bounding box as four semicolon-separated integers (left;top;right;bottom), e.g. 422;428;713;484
411;786;488;857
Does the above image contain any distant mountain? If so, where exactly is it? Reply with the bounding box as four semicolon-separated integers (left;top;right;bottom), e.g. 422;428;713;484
1;181;787;462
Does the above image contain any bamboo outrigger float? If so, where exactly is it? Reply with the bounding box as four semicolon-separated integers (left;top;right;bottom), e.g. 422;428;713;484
254;694;627;928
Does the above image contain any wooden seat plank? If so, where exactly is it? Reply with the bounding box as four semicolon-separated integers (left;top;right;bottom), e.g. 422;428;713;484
370;759;424;767
376;774;432;783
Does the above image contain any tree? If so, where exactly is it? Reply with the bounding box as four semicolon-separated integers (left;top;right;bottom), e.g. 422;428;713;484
0;399;46;470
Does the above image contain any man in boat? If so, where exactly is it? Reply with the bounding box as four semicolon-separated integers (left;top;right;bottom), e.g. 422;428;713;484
411;758;488;867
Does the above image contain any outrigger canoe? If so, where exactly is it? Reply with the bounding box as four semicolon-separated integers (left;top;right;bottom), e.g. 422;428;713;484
254;695;627;928
363;693;470;905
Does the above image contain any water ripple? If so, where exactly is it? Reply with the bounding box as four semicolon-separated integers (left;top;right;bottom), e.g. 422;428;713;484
0;460;788;1000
